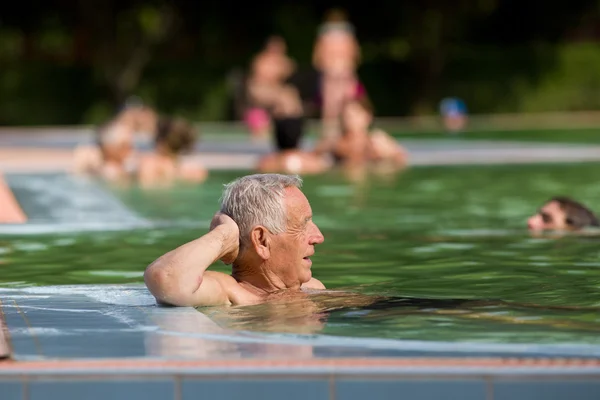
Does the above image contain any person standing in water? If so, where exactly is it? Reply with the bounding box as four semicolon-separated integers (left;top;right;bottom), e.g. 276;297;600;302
255;10;367;175
439;97;468;133
137;116;208;188
333;98;408;168
144;173;325;307
310;9;367;155
244;36;297;139
248;36;331;174
72;104;155;183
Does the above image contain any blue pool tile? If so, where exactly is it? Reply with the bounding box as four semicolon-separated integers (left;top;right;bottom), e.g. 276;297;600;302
0;381;24;400
181;379;329;400
494;380;600;400
29;380;175;400
335;379;486;400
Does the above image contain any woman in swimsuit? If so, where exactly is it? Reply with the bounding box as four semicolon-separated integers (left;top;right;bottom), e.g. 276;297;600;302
310;9;367;155
244;36;296;139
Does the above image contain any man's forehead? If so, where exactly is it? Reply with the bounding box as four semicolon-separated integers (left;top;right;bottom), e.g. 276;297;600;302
284;187;312;216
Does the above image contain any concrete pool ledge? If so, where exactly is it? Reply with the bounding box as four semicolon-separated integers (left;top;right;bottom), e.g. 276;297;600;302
1;357;600;377
5;139;600;174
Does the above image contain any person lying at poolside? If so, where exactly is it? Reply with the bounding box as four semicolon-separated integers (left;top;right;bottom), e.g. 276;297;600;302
137;116;207;188
527;196;599;231
144;173;326;307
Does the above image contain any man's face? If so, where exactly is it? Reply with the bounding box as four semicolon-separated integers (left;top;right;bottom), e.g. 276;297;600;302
528;201;568;231
268;187;325;288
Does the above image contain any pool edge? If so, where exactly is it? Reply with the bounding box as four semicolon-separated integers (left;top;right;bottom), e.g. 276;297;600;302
1;357;600;377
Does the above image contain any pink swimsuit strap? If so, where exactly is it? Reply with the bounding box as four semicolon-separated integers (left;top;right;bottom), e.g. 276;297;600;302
354;81;367;99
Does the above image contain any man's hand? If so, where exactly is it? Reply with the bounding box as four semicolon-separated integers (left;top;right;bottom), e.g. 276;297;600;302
209;212;240;264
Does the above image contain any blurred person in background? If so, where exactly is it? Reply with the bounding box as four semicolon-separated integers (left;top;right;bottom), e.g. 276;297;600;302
527;196;599;232
310;9;367;155
333;98;408;169
73;100;206;187
439;97;468;133
137;116;207;188
244;36;297;139
254;9;368;175
72;103;156;183
252;80;330;174
246;39;331;174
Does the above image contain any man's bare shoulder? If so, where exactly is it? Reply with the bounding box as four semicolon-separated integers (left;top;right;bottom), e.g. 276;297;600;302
302;277;326;290
204;270;236;282
203;271;260;306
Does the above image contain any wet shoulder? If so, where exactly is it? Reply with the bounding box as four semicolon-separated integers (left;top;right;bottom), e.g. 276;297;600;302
204;271;261;306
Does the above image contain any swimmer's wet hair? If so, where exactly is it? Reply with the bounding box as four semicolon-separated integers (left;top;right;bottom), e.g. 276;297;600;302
551;196;600;228
324;8;349;23
340;97;375;133
220;174;303;247
318;8;354;35
155;116;197;155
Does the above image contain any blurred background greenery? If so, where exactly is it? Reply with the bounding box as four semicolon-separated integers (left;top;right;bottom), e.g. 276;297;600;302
3;0;600;125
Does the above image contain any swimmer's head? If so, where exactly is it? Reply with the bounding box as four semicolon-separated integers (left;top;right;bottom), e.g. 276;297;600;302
97;122;134;163
528;196;599;231
155;117;197;156
319;9;353;34
313;9;360;72
265;35;286;54
115;102;158;136
341;98;374;133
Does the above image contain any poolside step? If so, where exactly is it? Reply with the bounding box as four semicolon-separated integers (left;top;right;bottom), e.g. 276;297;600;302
3;173;145;230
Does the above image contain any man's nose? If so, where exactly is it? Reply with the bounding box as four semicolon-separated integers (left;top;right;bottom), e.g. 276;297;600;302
310;224;325;244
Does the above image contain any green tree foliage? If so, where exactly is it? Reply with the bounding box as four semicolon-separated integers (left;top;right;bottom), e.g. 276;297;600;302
1;0;600;124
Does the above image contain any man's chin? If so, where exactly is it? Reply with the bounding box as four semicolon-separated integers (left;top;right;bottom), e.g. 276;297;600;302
300;269;312;283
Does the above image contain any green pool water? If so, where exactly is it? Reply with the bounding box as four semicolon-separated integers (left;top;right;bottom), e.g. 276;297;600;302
2;164;600;345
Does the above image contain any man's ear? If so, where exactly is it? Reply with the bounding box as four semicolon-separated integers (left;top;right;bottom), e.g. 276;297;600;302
250;226;271;260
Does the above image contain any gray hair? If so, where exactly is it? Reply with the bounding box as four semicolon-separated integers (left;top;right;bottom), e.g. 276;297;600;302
220;174;303;245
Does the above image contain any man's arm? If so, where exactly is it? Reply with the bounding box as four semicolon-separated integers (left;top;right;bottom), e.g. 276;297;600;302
144;213;239;307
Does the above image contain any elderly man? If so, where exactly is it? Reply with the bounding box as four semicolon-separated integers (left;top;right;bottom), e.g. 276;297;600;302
144;173;325;307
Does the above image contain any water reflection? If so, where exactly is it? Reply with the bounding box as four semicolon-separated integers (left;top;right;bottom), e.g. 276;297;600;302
197;289;600;345
144;304;315;359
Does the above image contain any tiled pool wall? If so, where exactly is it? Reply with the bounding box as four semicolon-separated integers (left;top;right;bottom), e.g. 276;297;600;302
1;358;600;400
1;371;600;400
